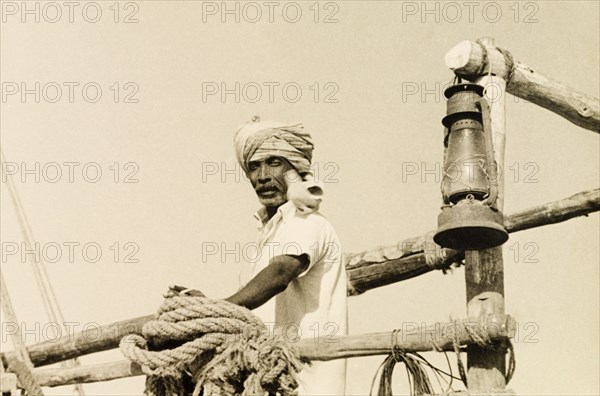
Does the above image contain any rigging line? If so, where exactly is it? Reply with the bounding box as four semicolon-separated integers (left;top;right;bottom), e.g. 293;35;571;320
1;148;85;395
0;272;34;367
1;148;62;330
412;352;462;381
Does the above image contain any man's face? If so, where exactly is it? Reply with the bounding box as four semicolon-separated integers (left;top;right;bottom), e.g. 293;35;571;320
247;156;294;208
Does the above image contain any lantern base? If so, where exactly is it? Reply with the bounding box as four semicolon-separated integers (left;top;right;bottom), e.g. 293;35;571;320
434;202;508;250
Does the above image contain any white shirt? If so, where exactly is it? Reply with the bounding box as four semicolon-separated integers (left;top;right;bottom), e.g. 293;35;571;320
239;201;348;395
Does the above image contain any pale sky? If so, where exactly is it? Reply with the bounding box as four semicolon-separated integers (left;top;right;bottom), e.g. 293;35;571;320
1;1;599;395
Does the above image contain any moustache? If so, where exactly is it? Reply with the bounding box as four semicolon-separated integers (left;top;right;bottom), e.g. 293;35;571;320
255;185;281;193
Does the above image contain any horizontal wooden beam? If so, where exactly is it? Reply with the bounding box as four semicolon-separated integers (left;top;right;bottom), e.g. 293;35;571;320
346;188;599;294
3;189;598;368
1;314;154;368
32;315;514;387
503;188;600;232
445;40;600;132
34;360;143;388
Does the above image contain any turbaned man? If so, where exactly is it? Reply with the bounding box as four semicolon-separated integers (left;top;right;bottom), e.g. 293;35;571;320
172;119;347;395
233;120;347;395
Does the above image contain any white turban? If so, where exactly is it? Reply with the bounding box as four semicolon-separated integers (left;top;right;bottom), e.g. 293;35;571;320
234;121;314;175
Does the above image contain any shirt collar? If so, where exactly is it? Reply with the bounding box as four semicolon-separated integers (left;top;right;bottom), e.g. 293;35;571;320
253;201;296;226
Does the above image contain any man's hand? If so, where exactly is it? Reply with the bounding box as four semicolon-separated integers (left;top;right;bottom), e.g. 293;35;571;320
163;285;205;298
284;169;323;214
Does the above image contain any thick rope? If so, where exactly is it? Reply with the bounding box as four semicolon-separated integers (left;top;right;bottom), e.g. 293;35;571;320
120;296;303;396
496;47;516;83
475;39;489;76
414;231;463;273
7;360;44;396
421;231;451;270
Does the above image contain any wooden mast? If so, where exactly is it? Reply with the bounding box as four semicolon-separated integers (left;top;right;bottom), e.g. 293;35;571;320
463;37;508;392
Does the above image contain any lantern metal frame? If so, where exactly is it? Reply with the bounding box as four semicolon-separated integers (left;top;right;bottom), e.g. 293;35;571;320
433;83;509;251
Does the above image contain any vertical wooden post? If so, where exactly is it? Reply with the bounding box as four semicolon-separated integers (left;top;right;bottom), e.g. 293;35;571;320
464;37;508;392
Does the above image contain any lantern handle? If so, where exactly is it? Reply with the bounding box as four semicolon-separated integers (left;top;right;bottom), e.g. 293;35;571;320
476;98;499;207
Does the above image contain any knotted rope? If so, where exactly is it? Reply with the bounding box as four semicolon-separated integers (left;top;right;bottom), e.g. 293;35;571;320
414;231;463;273
452;320;516;387
120;296;304;396
475;39;489;76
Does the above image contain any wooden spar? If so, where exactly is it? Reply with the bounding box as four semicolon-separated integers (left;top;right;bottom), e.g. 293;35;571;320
2;188;598;369
34;360;144;388
3;315;155;368
503;189;600;232
346;251;449;296
445;40;600;132
346;188;600;294
32;315;515;387
465;37;507;391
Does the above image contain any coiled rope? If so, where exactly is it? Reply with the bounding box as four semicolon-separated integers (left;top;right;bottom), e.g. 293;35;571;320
120;296;304;396
370;330;437;396
370;346;434;396
372;320;516;395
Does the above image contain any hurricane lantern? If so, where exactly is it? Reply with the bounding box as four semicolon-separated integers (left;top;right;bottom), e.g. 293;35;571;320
433;83;509;251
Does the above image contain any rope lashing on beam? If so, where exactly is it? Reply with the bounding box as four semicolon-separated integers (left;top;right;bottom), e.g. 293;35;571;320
473;39;516;83
417;231;462;272
344;232;461;295
119;295;304;396
451;320;516;387
496;47;516;83
475;39;489;76
345;231;459;269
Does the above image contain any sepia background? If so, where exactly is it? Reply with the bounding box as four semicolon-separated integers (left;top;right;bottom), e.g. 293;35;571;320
1;1;599;394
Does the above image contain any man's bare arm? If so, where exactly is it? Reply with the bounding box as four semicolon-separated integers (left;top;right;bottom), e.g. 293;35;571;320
225;254;309;310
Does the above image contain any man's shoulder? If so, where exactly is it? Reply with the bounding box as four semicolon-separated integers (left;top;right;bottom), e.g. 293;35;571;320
290;209;334;227
286;209;339;240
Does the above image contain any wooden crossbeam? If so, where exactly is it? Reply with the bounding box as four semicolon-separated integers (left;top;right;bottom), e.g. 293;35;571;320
31;315;514;387
346;188;599;295
445;40;600;132
1;189;598;368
